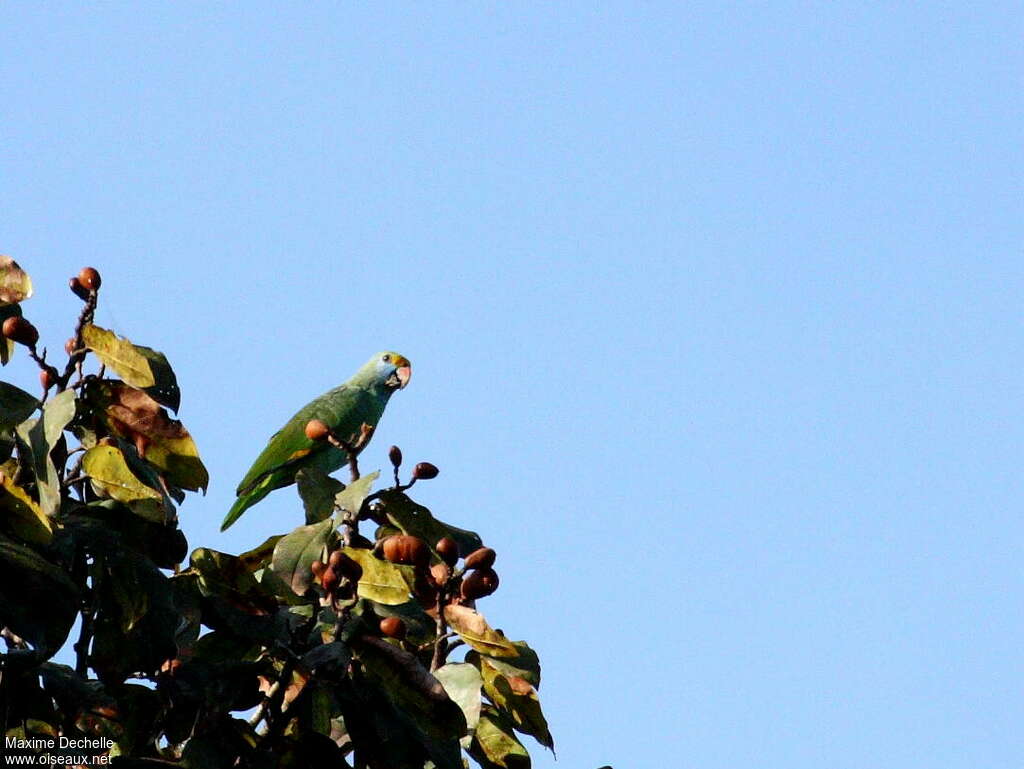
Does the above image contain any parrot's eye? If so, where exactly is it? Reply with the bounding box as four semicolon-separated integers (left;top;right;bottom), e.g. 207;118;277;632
382;354;391;363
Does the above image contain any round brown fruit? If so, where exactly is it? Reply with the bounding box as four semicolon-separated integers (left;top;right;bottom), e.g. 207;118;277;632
412;461;439;480
328;550;345;570
321;569;340;593
304;419;330;441
68;277;90;301
329;550;363;581
78;267;102;291
2;317;38;347
311;560;326;578
388;445;403;468
381;534;429;568
39;369;55;391
435;536;459;566
463;547;496;570
379;616;407;639
461;568;500;600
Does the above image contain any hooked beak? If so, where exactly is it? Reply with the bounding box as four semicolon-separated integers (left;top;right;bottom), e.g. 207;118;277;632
395;365;411;389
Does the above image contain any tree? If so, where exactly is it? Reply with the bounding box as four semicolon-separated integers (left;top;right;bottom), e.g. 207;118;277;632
0;259;553;768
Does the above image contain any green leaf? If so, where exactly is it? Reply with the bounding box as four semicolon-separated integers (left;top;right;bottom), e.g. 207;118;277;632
0;256;33;304
15;390;76;516
83;445;167;522
90;549;179;680
342;546;416;605
295;466;344;524
81;324;181;411
377;489;482;556
354;633;467;767
333;470;379;521
444;605;519;657
0;532;78;651
0;472;53;544
0;381;39;428
469;707;532;769
270;518;334;595
468;641;543;688
434;662;483;748
476;657;554;751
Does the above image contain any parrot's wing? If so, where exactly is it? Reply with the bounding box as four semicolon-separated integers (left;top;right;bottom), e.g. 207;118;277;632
234;384;364;496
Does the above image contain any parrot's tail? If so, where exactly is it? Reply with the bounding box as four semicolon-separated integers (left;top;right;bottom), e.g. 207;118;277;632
220;482;272;531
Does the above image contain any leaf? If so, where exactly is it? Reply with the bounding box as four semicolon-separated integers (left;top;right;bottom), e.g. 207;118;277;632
0;471;53;544
444;605;519;657
270;518;334;595
333;470;379;521
89;549;180;681
0;255;33;304
354;633;467;767
0;532;79;651
0;381;39;428
434;662;483;748
468;641;542;688
377;489;483;557
88;381;207;491
476;657;554;751
83;445;167;522
342;546;416;605
15;390;76;516
295;466;344;524
0;305;21;364
82;324;181;411
469;707;531;769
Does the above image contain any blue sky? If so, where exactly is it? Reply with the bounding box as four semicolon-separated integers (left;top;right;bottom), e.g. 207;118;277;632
3;3;1022;767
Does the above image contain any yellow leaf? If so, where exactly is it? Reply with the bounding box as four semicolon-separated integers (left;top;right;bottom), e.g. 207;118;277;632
0;472;52;544
82;445;166;522
82;325;155;388
0;256;33;304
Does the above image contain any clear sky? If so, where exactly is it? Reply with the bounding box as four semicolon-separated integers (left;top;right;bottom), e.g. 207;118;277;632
3;3;1022;768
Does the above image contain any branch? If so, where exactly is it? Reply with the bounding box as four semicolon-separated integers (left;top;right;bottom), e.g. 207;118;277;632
58;287;99;392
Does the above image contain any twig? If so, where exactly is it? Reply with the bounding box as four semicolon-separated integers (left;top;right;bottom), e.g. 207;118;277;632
325;423;375;483
58;288;98;392
430;578;451;672
74;554;101;676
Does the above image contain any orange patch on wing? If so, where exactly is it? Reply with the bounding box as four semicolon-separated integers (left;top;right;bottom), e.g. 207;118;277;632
289;448;313;461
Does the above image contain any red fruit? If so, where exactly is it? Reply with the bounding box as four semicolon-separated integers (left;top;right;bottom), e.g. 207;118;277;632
69;277;90;301
463;547;496;570
311;560;326;579
461;568;500;600
321;569;339;594
78;266;101;291
379;617;407;639
388;445;402;468
381;535;429;568
412;462;439;480
305;419;330;441
39;369;56;391
64;338;77;356
2;317;38;347
435;537;459;567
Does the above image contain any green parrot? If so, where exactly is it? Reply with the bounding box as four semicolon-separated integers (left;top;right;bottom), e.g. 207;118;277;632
220;351;411;531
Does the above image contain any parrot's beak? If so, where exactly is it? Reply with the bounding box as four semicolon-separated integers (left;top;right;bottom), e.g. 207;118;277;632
395;365;411;389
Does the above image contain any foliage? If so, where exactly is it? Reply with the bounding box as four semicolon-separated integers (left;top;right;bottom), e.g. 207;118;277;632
0;260;553;768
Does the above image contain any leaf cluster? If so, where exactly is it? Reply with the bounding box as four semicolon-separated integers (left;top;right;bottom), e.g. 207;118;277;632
0;261;553;769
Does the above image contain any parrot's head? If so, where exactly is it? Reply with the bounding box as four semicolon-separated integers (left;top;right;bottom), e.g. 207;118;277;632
365;351;411;391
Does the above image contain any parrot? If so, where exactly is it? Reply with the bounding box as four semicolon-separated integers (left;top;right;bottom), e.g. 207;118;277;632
220;351;411;531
